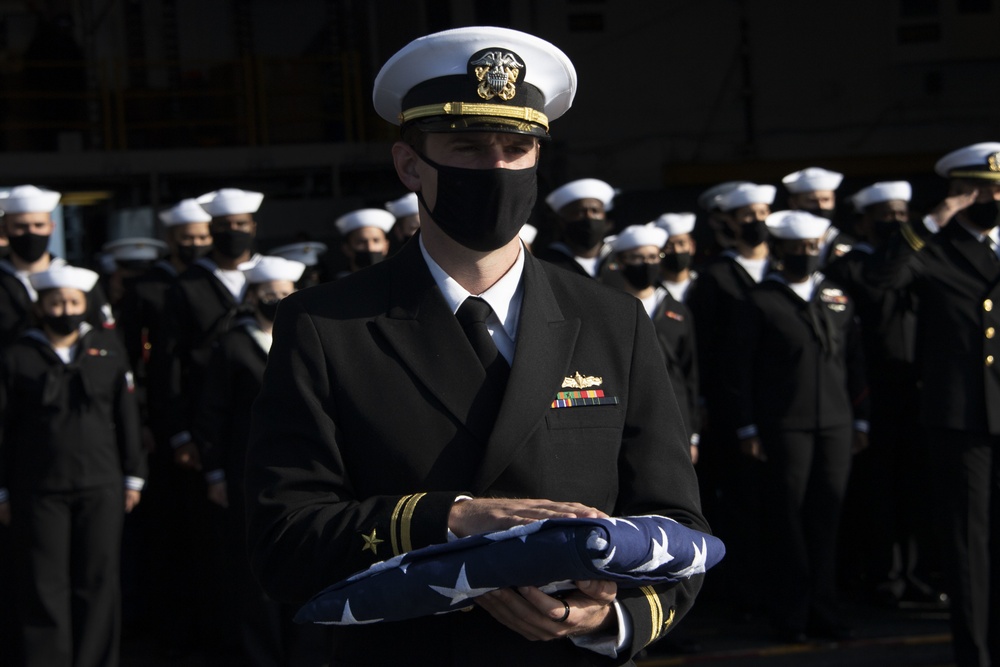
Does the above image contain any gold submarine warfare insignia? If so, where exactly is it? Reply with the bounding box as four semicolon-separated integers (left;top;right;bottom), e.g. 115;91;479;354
561;372;604;389
471;50;523;101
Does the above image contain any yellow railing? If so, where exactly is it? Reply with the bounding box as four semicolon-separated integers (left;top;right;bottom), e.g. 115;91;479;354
0;53;371;151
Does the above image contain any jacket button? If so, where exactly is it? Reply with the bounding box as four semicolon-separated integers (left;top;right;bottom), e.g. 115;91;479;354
988;355;995;367
988;327;996;339
986;299;994;312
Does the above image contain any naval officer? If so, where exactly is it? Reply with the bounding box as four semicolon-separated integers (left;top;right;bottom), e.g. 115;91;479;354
245;26;708;666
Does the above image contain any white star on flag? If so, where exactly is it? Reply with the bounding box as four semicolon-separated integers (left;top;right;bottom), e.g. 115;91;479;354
428;563;497;605
319;600;382;626
630;526;675;573
667;538;708;578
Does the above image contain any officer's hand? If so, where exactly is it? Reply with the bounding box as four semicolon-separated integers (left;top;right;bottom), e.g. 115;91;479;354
852;430;870;454
173;442;202;471
124;490;141;513
739;437;767;462
926;189;978;229
207;481;229;508
475;580;617;641
0;502;10;526
448;498;607;538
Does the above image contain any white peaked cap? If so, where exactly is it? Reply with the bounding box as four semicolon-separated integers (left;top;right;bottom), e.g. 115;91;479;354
545;178;616;213
782;167;844;193
373;26;576;136
716;183;776;211
159;198;212;225
385;192;419;219
610;223;668;254
851;181;913;210
335;208;397;236
28;265;99;292
0;185;61;214
269;241;328;267
655;213;697;237
765;210;831;240
518;223;538;245
102;237;169;262
934;142;1000;179
196;188;264;217
241;255;306;284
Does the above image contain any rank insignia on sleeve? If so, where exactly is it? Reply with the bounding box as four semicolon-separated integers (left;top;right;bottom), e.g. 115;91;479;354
820;288;848;311
663;310;684;322
561;371;603;389
361;528;383;556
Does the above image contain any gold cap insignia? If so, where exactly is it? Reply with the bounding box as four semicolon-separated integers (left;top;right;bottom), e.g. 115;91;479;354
470;50;523;102
562;371;603;389
989;152;1000;172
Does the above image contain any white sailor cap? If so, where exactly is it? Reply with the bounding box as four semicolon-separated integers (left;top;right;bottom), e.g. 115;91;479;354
697;181;751;211
851;181;913;210
0;185;61;214
385;192;419;219
269;241;328;267
242;255;306;284
610;223;669;254
159;198;212;226
934;142;1000;180
518;223;538;245
716;183;776;211
782;167;844;193
545;178;616;213
196;188;264;217
102;237;169;263
28;265;99;293
655;212;697;237
765;210;831;240
335;208;397;237
374;26;577;138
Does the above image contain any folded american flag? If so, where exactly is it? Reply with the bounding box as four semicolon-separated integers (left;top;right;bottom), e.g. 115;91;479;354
296;515;724;625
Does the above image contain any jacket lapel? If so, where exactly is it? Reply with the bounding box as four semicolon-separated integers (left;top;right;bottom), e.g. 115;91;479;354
373;240;492;440
947;223;1000;284
471;254;580;493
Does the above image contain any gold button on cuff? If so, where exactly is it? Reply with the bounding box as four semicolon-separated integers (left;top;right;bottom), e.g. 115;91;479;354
988;327;996;339
986;299;994;312
987;355;995;367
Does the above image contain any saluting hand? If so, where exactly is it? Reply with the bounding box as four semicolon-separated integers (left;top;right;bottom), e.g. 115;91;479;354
925;188;979;229
448;498;608;538
475;579;618;642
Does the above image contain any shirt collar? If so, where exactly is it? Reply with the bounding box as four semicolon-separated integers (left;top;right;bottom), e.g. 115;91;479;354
419;235;525;340
958;219;1000;246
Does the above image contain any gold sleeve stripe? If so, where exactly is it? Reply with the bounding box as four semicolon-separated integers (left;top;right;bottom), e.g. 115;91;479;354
639;585;664;645
399;492;425;554
400;102;549;130
389;493;427;556
900;222;925;252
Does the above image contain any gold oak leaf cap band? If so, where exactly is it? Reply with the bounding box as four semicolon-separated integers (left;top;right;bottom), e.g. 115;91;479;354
934;142;1000;181
373;26;577;139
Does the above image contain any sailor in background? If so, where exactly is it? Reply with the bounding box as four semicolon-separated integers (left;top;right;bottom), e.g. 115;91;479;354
729;210;868;643
0;265;145;667
0;185;114;347
782;167;851;266
334;208;396;277
535;178;616;278
385;192;421;256
655;212;699;303
269;240;329;288
870;142;1000;667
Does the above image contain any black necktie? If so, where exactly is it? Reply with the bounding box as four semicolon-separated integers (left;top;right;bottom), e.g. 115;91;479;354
983;237;999;265
456;297;510;426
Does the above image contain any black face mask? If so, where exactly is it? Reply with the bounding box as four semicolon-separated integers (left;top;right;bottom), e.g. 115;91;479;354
9;233;50;263
621;263;661;290
42;312;86;336
176;244;212;265
257;299;280;323
782;254;820;280
809;208;837;222
353;250;385;269
212;230;254;259
564;217;608;250
739;220;769;247
661;252;692;274
415;152;537;252
871;220;899;245
963;201;1000;231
